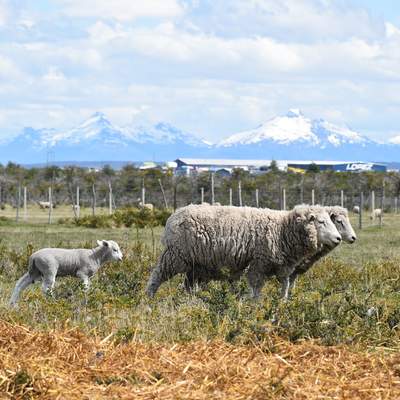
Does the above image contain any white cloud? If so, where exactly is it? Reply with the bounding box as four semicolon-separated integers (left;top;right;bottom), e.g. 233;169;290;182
58;0;184;21
0;0;399;143
0;0;10;26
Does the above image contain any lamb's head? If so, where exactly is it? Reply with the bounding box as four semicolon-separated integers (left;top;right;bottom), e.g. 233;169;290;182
327;206;357;243
97;240;123;262
294;206;341;249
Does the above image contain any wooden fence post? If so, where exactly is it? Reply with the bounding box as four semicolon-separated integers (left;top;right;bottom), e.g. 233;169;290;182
76;186;80;218
229;188;233;206
340;190;344;208
158;179;169;208
311;189;315;206
379;192;383;227
359;192;363;230
16;185;21;222
238;181;242;207
92;184;96;216
141;179;145;205
255;188;259;208
108;181;113;215
211;173;215;205
48;186;53;224
371;190;375;212
23;186;27;221
200;187;204;204
395;197;398;214
282;188;286;210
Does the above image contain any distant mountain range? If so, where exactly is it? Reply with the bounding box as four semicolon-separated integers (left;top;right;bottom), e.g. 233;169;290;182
0;109;399;164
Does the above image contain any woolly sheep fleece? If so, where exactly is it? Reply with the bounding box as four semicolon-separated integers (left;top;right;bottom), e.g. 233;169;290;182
146;204;339;297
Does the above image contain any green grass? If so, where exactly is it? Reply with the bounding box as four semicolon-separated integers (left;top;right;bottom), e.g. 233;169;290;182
0;211;400;348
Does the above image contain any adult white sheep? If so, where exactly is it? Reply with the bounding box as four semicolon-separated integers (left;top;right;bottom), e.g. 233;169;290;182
353;206;360;214
9;240;123;306
370;208;382;220
185;205;357;299
145;205;341;298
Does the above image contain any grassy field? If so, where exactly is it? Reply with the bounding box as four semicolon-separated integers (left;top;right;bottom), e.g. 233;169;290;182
1;209;400;398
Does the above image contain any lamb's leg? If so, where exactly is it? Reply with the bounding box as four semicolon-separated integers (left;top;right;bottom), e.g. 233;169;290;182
9;272;34;307
146;248;186;298
77;271;90;292
41;273;56;297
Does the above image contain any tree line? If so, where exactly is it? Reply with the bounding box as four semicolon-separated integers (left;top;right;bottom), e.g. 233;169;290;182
0;162;399;211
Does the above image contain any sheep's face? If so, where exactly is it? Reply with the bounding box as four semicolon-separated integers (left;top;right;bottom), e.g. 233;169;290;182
310;211;342;248
330;211;357;243
97;240;123;261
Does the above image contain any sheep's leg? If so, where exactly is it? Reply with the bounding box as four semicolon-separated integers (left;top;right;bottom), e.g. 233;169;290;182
146;249;186;298
9;273;34;307
288;272;298;292
246;267;266;300
279;276;291;300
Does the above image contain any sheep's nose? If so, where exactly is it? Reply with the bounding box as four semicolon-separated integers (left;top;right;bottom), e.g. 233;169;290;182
350;235;357;242
336;236;342;243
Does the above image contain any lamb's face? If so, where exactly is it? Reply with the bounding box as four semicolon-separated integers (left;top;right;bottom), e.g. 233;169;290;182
312;211;342;248
97;240;123;261
330;211;357;243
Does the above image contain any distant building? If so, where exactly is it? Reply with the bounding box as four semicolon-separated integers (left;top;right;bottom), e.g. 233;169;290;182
174;158;387;174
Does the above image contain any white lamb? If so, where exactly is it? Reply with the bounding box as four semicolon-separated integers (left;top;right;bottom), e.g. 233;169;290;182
9;240;123;306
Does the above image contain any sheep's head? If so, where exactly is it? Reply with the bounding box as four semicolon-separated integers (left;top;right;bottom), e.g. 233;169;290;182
328;207;357;243
97;240;123;262
295;206;341;249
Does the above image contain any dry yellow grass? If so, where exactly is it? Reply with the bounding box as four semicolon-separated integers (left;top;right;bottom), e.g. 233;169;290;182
1;320;400;399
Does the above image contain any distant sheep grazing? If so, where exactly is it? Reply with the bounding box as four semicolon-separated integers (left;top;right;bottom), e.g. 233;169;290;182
38;201;53;209
145;205;341;299
353;206;360;214
370;208;382;221
139;201;154;211
9;240;123;306
72;204;80;211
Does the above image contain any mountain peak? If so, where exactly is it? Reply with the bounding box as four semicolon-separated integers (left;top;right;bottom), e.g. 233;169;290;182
286;108;303;118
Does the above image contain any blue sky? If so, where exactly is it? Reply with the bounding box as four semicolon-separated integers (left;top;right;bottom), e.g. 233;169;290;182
0;0;400;142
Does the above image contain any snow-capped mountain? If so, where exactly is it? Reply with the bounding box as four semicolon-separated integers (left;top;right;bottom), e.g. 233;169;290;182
0;113;212;163
215;109;398;161
0;109;399;164
219;109;368;147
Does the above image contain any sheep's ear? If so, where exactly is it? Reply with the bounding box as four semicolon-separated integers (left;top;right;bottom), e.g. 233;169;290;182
102;240;109;247
330;212;337;221
309;213;316;222
97;240;103;247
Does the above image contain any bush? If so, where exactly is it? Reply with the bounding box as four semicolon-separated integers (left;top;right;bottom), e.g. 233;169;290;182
113;207;172;228
74;215;113;229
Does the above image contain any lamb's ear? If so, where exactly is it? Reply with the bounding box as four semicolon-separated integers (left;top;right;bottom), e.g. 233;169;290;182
308;213;316;222
330;212;337;222
102;240;109;247
97;240;103;247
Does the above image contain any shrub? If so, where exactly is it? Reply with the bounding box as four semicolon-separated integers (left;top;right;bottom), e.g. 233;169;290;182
74;215;113;229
